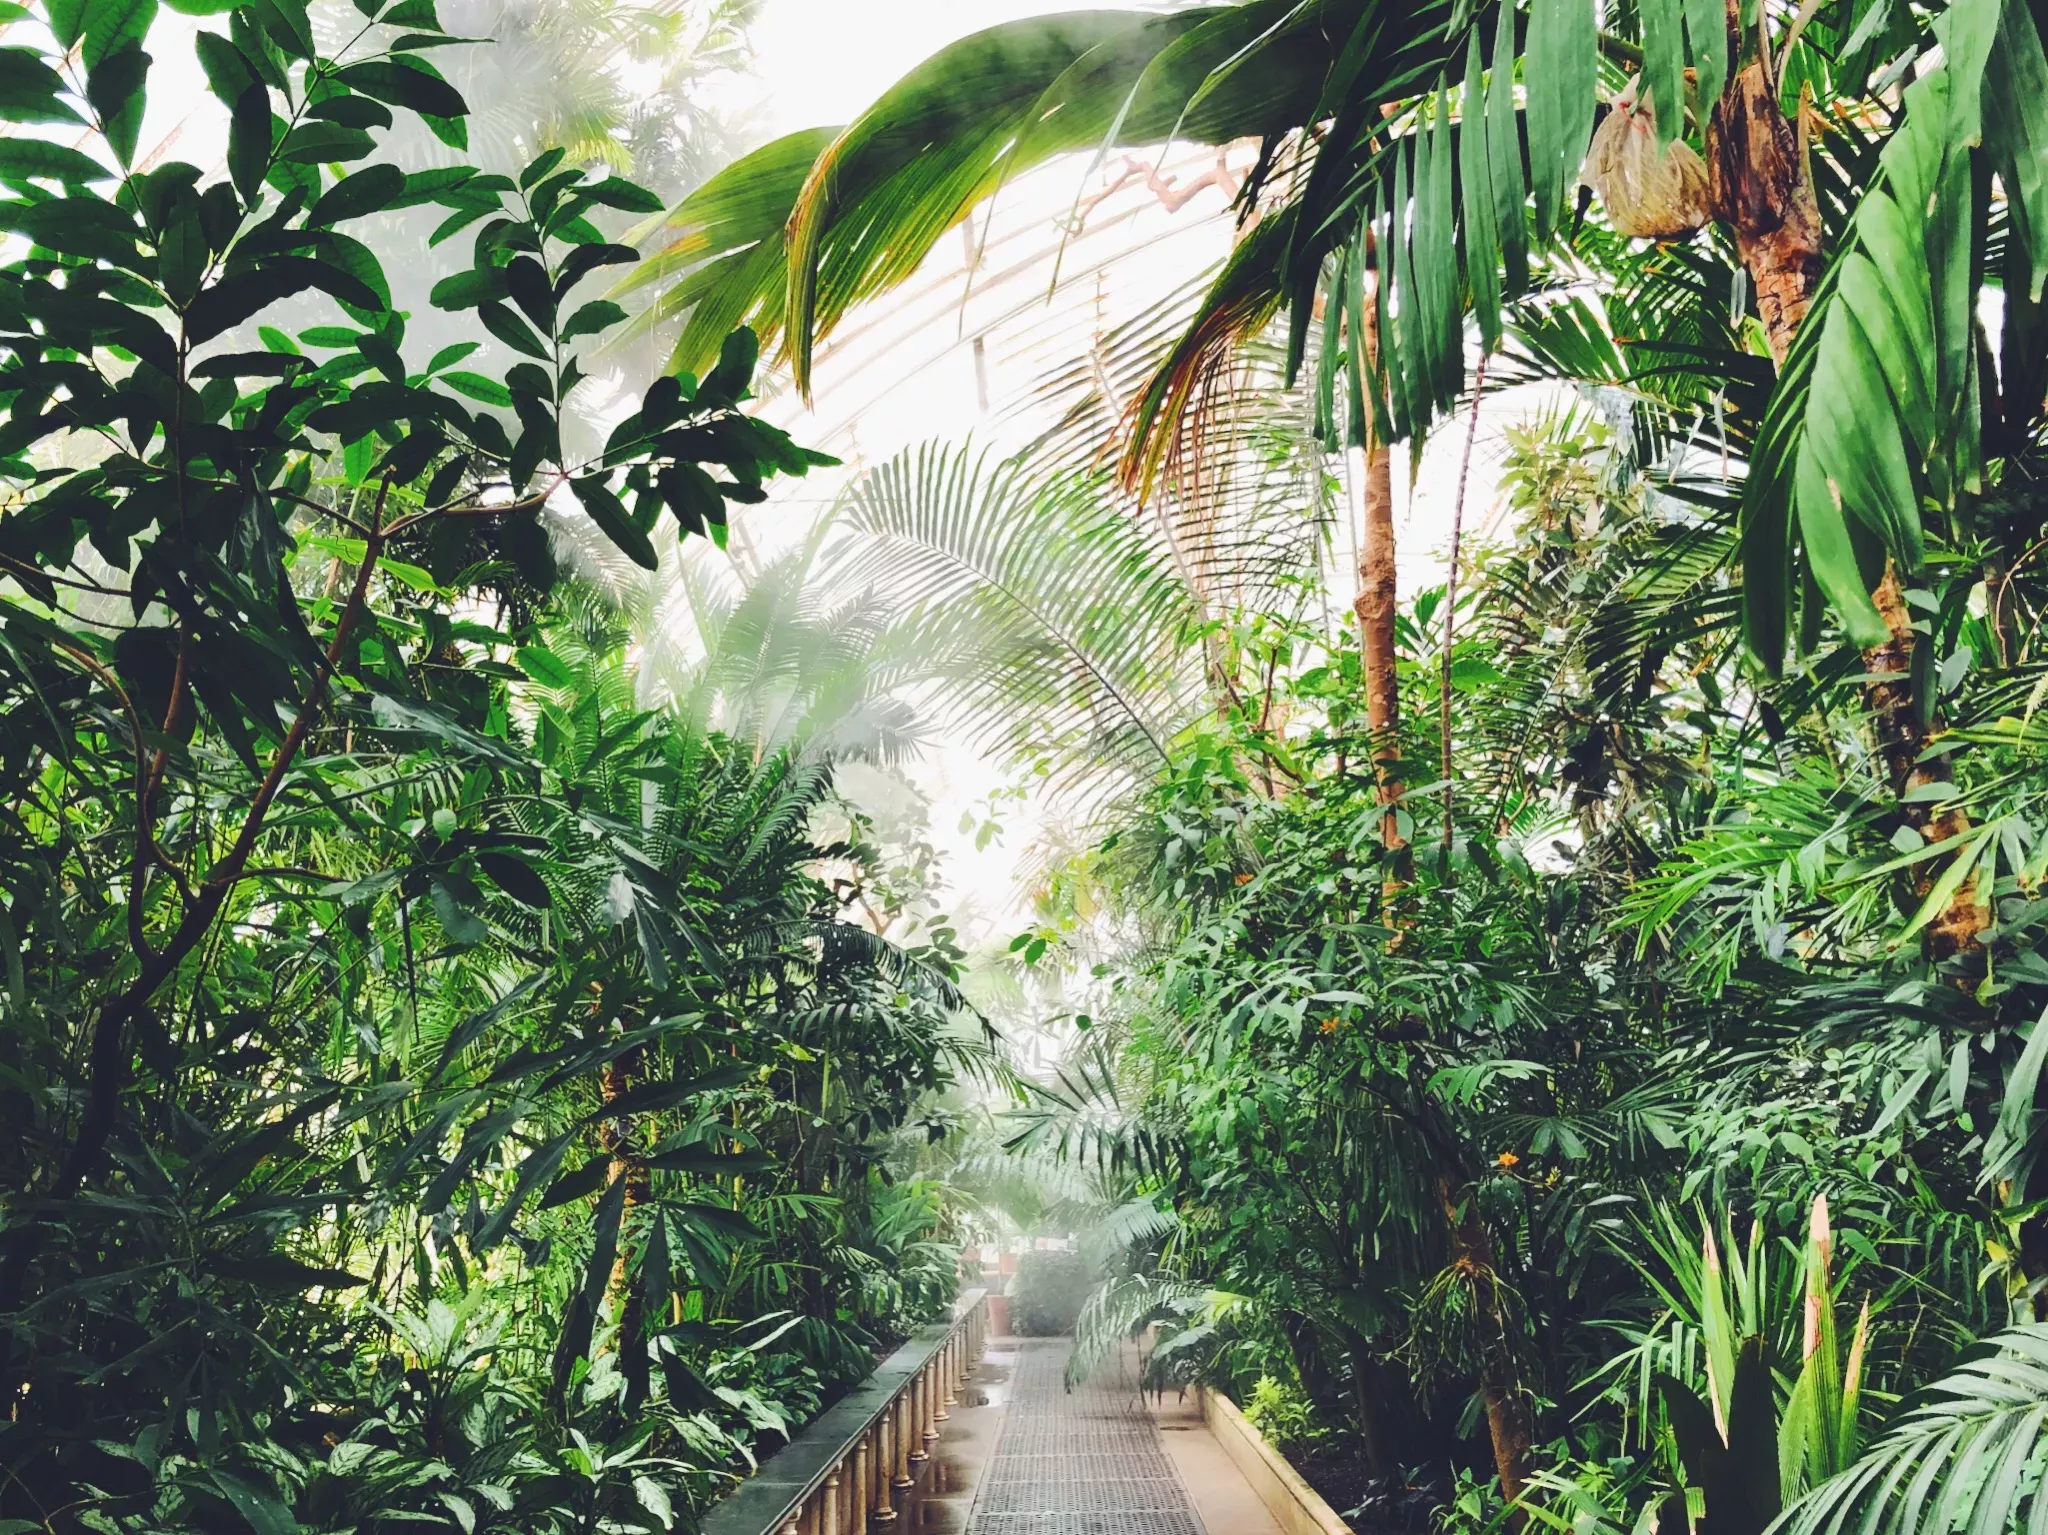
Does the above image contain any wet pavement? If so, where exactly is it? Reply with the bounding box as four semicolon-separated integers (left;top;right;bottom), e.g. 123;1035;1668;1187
885;1335;1288;1535
930;1338;1208;1535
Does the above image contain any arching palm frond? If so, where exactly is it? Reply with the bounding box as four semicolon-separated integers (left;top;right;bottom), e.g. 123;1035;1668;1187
1002;1041;1177;1181
645;533;932;768
1064;1271;1241;1391
617;6;1326;381
618;0;2047;664
825;442;1206;799
1019;269;1339;636
1776;1324;2048;1535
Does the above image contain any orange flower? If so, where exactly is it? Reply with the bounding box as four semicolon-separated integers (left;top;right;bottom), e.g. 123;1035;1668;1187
1496;1151;1521;1168
1318;1018;1342;1034
1235;872;1254;885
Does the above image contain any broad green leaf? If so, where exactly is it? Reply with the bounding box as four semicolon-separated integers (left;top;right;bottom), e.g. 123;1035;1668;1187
1487;0;1527;295
571;474;656;569
0;139;110;183
1791;448;1890;648
514;644;573;689
158;186;205;306
1459;29;1501;352
338;58;467;118
277;121;375;164
478;300;549;359
1684;0;1727;119
84;43;149;166
440;370;511;406
1641;0;1688;143
308;163;405;226
228;83;271;199
0;47;87;125
560;299;625;342
1526;0;1597;240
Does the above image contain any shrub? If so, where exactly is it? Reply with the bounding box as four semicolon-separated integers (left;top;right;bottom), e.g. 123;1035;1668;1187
1241;1374;1323;1457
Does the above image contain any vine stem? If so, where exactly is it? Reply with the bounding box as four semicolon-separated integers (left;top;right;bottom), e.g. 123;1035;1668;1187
1440;353;1488;861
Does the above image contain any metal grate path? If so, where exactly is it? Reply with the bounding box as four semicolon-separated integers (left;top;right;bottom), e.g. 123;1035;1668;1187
967;1339;1205;1535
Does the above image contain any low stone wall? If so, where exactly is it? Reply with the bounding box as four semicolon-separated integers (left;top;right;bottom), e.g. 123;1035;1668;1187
1200;1388;1355;1535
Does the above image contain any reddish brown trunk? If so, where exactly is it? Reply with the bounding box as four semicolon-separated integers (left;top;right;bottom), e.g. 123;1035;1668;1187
1439;1177;1533;1520
1351;282;1407;889
1355;441;1400;774
1868;571;1987;965
1707;61;1823;367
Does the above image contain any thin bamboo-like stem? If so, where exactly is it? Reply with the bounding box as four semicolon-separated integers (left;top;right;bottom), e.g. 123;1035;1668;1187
1440;353;1488;857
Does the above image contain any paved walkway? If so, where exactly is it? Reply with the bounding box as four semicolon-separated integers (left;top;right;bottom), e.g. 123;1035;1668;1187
961;1339;1211;1535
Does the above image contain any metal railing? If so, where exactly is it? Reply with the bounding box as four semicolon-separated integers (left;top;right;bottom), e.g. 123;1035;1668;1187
699;1288;989;1535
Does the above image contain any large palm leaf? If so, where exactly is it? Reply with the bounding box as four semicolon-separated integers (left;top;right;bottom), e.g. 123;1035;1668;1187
613;3;1360;382
1775;1323;2048;1535
820;442;1204;796
622;0;2048;660
1742;0;2048;665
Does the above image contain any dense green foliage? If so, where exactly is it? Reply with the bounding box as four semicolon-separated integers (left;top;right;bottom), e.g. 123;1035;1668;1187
0;3;980;1530
647;0;2048;1526
12;0;2048;1533
1015;412;2048;1532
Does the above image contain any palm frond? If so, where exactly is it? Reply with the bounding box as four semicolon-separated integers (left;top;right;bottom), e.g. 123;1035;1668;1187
1777;1324;2048;1535
824;442;1205;797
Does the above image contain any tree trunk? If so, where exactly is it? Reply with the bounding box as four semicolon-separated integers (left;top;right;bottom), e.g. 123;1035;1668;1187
1868;571;1987;965
1707;61;1823;368
1352;281;1408;907
1705;51;1985;964
1438;1177;1532;1520
1342;1334;1407;1481
600;1047;652;1399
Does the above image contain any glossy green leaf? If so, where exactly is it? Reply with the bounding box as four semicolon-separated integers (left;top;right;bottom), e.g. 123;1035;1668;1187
1486;0;1527;295
338;58;466;119
1526;0;1596;240
0;139;111;184
572;474;657;569
1684;0;1727;119
0;47;86;125
1640;0;1688;143
308;163;405;226
1460;29;1501;352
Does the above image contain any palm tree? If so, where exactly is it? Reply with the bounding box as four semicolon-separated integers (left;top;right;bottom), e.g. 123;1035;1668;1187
621;0;2046;962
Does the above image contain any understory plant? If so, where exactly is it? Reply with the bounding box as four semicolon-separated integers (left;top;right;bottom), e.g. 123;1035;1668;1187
0;0;976;1528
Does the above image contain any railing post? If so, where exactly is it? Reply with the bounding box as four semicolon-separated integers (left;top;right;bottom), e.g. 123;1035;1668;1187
893;1388;916;1488
852;1429;871;1535
695;1292;993;1535
873;1409;899;1521
907;1372;929;1464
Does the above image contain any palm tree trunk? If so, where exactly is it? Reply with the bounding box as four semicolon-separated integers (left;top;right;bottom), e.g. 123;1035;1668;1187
600;1048;651;1399
1707;49;1985;964
1868;570;1986;962
1356;439;1400;761
1709;58;1823;367
1438;1176;1532;1518
1352;281;1407;885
